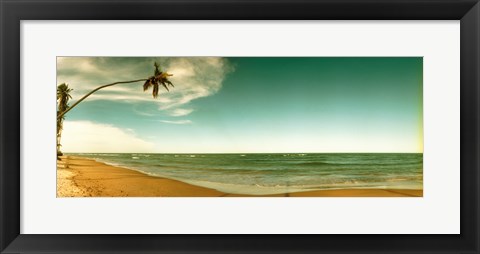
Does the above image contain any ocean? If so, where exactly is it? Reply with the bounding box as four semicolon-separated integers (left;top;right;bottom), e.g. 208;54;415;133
68;153;423;195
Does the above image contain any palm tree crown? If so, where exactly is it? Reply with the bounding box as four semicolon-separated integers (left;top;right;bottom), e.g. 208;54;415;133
57;83;73;114
143;62;174;98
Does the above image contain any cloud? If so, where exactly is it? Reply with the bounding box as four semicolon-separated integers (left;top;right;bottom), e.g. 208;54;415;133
57;57;233;117
157;120;192;125
61;121;154;153
169;108;194;117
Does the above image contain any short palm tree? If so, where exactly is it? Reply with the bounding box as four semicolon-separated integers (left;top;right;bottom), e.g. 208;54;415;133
56;62;174;159
56;83;73;156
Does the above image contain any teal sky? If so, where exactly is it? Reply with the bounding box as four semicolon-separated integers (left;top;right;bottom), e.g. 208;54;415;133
58;57;423;153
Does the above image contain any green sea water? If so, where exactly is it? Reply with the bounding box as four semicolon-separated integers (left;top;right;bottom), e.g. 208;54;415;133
68;153;423;195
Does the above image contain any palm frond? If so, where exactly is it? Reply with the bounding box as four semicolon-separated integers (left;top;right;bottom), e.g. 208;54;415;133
152;83;159;98
165;80;174;87
154;62;161;76
143;79;153;91
161;82;169;91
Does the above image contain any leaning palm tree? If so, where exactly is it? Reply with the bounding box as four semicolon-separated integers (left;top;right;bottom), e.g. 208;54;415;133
56;62;174;158
57;62;174;120
56;83;73;156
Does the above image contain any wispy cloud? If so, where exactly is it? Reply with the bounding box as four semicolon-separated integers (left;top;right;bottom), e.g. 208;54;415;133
169;108;194;117
57;57;233;117
157;120;192;125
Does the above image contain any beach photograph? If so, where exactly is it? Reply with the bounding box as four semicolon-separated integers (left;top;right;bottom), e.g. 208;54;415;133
56;57;423;197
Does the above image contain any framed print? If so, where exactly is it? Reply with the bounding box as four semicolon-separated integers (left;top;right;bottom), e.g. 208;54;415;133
54;56;424;198
1;0;479;253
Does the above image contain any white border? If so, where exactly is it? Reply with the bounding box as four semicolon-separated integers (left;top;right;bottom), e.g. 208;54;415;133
21;21;460;234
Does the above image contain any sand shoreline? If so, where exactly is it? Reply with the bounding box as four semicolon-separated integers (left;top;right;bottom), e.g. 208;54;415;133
56;156;423;197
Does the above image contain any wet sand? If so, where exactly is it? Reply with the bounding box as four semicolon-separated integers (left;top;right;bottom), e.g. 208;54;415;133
57;156;423;197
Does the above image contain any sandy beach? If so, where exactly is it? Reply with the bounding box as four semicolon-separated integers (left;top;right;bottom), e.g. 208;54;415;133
57;156;423;197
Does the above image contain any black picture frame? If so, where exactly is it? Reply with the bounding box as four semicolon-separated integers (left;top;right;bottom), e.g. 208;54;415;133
1;0;479;253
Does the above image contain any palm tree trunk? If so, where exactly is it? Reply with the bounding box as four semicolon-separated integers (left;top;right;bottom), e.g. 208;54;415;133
57;116;63;157
57;78;147;120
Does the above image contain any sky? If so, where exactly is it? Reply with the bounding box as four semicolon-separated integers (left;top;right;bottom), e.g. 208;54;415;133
57;57;423;153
